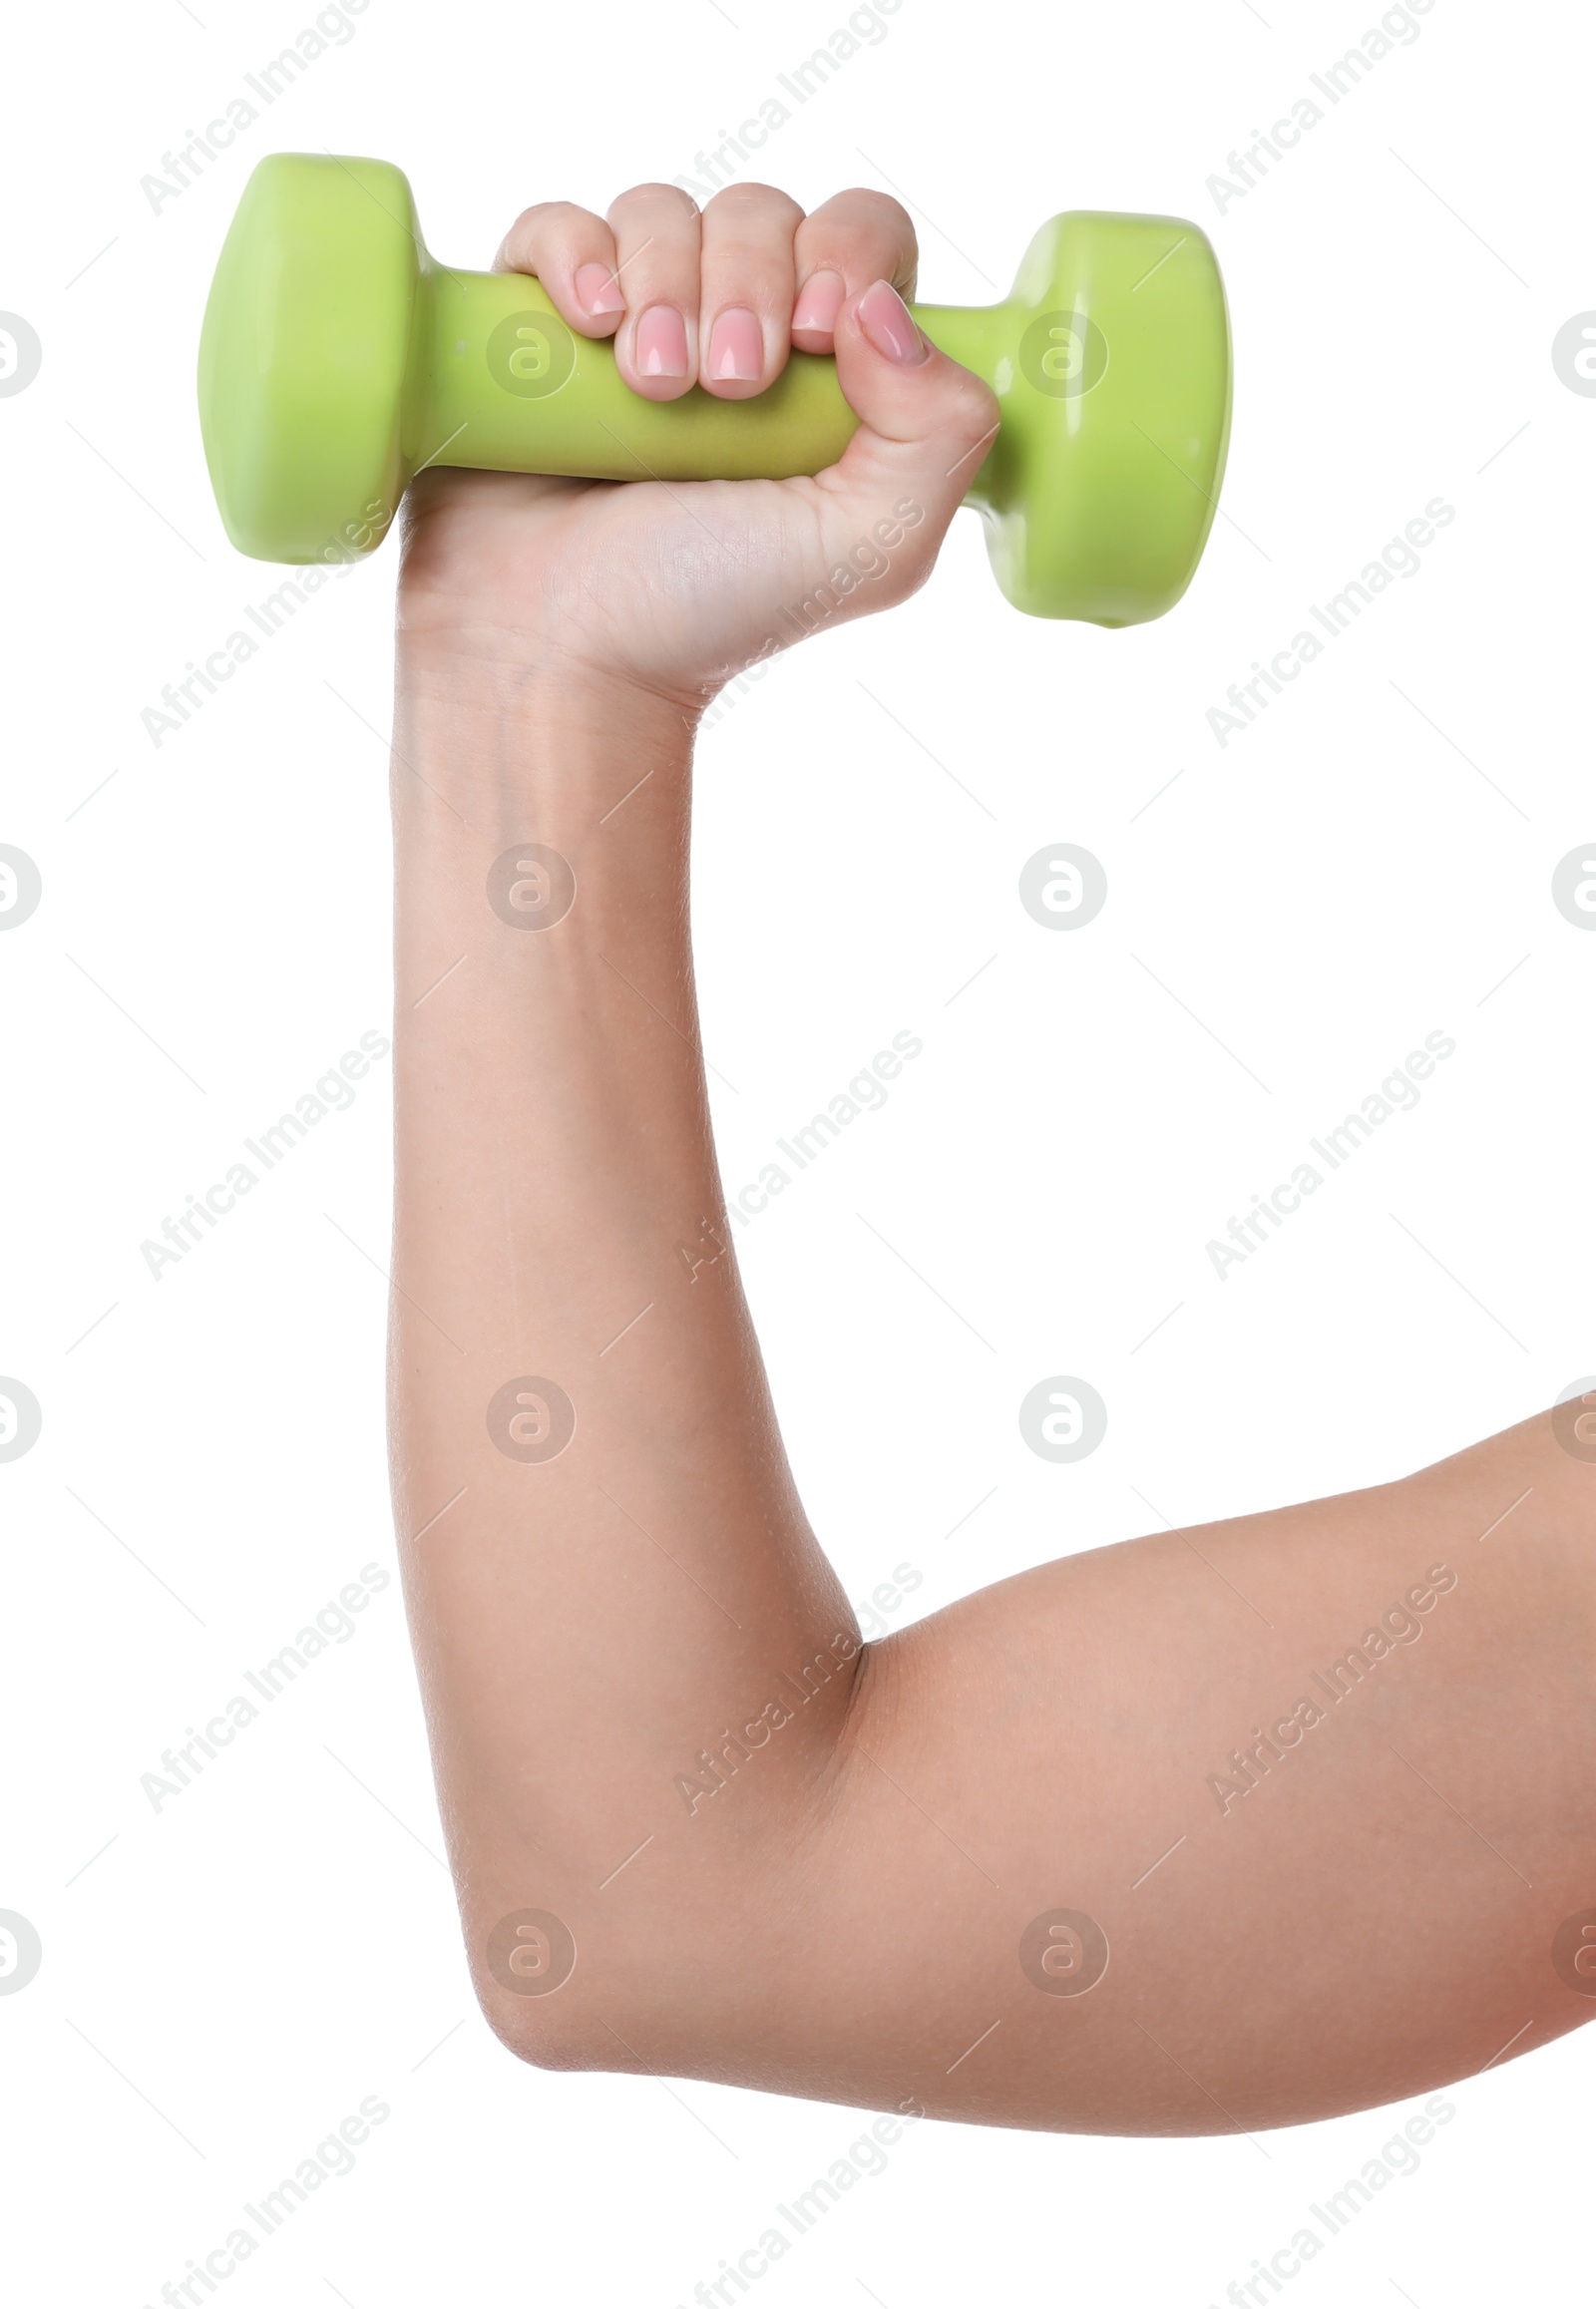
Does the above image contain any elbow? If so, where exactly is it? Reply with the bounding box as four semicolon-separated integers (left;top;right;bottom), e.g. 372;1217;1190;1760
467;1900;646;2078
479;1998;609;2075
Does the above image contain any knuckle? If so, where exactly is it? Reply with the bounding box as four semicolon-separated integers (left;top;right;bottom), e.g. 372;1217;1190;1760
798;192;917;285
948;369;1000;433
505;199;590;242
851;190;916;241
704;181;803;225
609;181;701;217
811;188;915;247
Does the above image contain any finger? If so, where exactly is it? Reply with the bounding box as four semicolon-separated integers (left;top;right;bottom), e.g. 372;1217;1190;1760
791;190;918;354
808;281;999;607
494;201;625;336
697;182;804;399
605;183;703;399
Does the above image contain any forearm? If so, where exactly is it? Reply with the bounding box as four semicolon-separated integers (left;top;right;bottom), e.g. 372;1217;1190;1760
388;649;860;2058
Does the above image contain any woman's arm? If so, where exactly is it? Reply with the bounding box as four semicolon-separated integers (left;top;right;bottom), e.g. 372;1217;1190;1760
387;181;1596;2134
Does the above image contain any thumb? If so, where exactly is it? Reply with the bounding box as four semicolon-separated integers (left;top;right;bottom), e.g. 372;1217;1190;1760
817;279;1000;603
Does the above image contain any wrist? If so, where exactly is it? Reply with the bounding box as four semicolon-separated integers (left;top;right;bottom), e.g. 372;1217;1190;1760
396;630;694;743
392;634;695;818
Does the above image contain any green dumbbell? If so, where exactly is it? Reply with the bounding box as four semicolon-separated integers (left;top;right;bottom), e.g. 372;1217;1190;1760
198;154;1231;625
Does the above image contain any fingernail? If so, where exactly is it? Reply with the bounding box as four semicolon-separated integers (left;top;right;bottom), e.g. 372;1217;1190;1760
576;262;625;317
634;304;689;380
791;269;845;337
856;279;929;367
706;307;764;383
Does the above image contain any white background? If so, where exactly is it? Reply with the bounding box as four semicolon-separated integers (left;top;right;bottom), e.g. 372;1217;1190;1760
2;0;1593;2302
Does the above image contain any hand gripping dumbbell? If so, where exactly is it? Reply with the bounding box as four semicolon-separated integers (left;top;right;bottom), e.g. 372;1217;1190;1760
198;155;1231;625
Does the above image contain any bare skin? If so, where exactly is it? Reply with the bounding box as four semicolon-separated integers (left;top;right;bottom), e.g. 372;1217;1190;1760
388;180;1596;2135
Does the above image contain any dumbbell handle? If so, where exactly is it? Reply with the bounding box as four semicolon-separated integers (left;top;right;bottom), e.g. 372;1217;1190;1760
415;267;990;491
